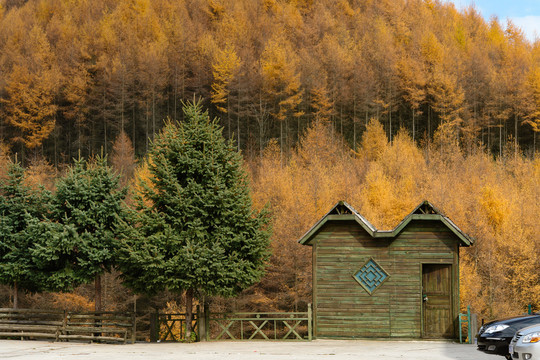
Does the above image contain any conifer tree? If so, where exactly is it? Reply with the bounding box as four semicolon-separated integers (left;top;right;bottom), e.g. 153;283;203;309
118;101;271;340
0;161;48;308
51;155;127;311
26;217;80;294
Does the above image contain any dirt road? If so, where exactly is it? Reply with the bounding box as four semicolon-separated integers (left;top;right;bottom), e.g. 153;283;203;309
0;339;495;359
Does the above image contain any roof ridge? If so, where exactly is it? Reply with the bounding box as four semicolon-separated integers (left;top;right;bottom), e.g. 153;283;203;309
298;200;474;246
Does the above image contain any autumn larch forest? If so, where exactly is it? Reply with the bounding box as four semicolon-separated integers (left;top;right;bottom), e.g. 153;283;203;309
0;0;538;321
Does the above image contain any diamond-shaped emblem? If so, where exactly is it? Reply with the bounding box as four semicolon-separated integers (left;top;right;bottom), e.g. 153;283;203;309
353;258;390;295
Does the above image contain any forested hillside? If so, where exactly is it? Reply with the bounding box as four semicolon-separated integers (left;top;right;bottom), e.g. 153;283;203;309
0;0;538;321
0;0;539;161
249;119;539;320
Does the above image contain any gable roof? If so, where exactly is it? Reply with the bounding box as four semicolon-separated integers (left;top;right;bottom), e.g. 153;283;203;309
298;200;473;246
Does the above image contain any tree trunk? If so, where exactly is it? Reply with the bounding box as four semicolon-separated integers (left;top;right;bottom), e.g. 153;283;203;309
237;93;240;151
353;97;356;151
514;114;518;158
13;281;18;309
499;119;502;156
412;108;415;143
534;131;536;158
280;121;283;168
389;84;392;144
152;90;156;142
95;275;102;312
185;288;194;342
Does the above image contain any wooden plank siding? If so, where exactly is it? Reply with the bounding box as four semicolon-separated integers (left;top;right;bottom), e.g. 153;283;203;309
312;220;460;339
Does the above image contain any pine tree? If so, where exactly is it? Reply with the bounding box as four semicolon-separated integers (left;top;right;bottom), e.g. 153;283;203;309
0;161;48;308
118;101;271;340
26;218;80;294
51;155;127;311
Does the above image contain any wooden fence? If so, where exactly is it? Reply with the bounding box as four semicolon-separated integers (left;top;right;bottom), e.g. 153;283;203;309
0;308;135;343
1;306;312;343
150;304;312;342
206;309;312;341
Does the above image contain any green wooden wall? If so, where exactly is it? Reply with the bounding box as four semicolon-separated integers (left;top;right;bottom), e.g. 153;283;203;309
312;219;460;339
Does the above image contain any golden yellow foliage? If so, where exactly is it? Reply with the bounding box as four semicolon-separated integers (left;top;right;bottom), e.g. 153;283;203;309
1;0;539;321
359;118;388;162
2;62;58;149
130;156;155;207
0;142;11;181
250;120;355;310
50;293;94;311
25;156;56;191
205;0;226;21
211;45;241;113
479;185;508;231
249;116;540;319
421;32;443;68
261;34;303;122
310;85;334;123
524;66;540;133
360;163;394;226
111;131;136;188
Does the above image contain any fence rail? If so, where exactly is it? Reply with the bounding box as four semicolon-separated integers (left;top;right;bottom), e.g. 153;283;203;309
150;304;312;342
206;305;312;341
0;305;313;343
0;308;135;343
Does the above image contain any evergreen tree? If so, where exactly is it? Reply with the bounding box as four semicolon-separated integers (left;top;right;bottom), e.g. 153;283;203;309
51;155;127;311
118;101;271;340
0;161;48;308
27;218;81;294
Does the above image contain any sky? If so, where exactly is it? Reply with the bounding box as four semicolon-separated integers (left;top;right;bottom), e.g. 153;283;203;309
446;0;540;42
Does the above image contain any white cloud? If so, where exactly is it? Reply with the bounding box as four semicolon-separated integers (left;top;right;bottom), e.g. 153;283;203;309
508;15;540;42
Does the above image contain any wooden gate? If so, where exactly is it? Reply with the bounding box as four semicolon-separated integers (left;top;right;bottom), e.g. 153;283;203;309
150;312;198;342
422;264;454;338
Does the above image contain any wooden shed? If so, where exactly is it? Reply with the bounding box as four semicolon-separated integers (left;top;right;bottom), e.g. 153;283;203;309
298;200;473;339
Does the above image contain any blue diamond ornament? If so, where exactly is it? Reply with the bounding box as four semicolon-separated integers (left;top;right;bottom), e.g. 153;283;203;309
353;258;390;295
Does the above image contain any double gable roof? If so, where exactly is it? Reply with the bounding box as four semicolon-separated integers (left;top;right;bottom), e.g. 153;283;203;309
298;200;473;246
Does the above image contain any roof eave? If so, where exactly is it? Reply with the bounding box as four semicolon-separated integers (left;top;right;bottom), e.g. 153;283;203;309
298;202;377;245
298;200;474;247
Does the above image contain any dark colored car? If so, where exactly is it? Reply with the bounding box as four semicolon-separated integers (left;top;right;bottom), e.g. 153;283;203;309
477;314;540;359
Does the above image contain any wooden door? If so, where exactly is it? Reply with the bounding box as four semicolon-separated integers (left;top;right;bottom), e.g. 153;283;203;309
422;264;453;338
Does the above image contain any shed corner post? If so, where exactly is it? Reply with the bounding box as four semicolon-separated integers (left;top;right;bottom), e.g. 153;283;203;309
308;303;312;341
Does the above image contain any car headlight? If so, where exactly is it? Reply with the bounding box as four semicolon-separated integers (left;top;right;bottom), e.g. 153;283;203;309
522;332;540;343
484;324;510;334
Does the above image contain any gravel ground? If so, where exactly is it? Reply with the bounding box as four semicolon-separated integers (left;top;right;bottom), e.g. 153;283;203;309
0;339;497;360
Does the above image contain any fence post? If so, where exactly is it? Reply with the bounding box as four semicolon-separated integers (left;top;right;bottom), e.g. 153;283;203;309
197;305;204;342
467;306;471;344
62;309;67;338
308;303;312;341
470;313;478;343
459;314;463;343
131;312;136;344
204;302;210;342
150;310;159;342
459;306;471;344
529;304;532;315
